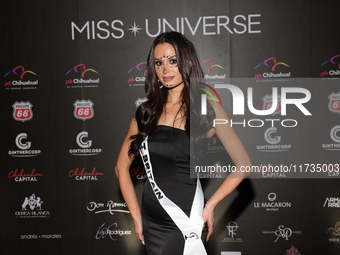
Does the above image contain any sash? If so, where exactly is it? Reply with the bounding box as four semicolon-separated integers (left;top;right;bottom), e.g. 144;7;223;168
140;137;207;255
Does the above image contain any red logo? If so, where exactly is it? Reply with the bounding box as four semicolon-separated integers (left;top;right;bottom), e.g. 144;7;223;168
12;101;33;122
328;92;340;114
73;99;94;120
262;95;281;115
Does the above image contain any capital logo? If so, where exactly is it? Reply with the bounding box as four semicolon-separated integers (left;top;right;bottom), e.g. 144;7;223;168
22;193;43;210
226;221;238;238
321;55;340;69
73;99;94;120
66;64;98;77
262;94;281;115
12;101;33;122
15;133;31;149
76;131;92;148
255;57;290;71
265;127;281;144
328;92;340;114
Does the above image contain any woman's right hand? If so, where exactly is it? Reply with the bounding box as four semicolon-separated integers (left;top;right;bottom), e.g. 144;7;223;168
134;217;145;245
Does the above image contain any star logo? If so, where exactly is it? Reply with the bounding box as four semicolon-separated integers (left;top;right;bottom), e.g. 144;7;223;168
128;22;143;37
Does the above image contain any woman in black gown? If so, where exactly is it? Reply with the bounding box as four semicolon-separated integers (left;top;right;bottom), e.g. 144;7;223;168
115;31;251;255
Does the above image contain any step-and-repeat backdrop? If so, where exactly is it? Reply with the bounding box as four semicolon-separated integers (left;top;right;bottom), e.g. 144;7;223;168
1;0;340;254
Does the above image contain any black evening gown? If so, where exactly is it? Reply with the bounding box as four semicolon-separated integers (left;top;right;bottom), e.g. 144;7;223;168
141;125;206;255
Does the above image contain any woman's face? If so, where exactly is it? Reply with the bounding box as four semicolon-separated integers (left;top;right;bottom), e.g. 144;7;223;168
153;43;184;89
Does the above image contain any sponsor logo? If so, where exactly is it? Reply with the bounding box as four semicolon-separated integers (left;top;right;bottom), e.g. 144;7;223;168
323;197;340;208
256;127;292;153
262;94;281;115
129;166;146;180
320;55;340;79
222;221;243;243
327;222;340;243
201;60;226;83
12;101;33;122
8;168;43;182
254;57;291;81
20;234;62;240
69;131;102;156
4;66;38;90
253;192;291;211
73;100;94;120
87;200;129;215
71;14;262;40
8;133;41;157
95;223;132;240
68;167;104;181
135;97;148;107
328;92;340;114
207;136;225;153
65;64;100;88
15;194;50;218
263;225;301;242
286;245;301;255
322;125;340;151
127;62;146;86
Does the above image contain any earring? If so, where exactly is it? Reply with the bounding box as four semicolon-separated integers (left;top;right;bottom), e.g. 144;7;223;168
158;79;163;88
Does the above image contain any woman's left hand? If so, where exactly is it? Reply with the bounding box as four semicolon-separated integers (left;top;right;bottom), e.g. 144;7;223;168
202;202;215;241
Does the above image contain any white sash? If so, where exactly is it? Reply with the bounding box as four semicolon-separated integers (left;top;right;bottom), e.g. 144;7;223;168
140;137;207;255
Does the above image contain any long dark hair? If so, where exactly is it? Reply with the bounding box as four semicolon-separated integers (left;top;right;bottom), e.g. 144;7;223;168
129;31;215;157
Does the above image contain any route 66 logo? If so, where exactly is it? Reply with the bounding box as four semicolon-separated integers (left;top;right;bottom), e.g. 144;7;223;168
73;99;94;120
12;101;33;122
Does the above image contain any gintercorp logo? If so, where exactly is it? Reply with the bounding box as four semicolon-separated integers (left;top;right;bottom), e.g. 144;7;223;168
73;99;94;120
254;57;291;79
8;133;41;157
12;101;33;122
200;60;226;81
15;193;50;218
328;92;340;114
256;127;291;153
320;55;340;78
127;62;146;86
4;66;38;89
65;64;100;88
69;131;102;156
322;125;340;151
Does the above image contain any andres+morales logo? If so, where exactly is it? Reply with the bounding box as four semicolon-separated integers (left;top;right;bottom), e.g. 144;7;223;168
127;62;146;86
4;66;38;89
65;64;100;88
320;54;340;78
254;57;290;79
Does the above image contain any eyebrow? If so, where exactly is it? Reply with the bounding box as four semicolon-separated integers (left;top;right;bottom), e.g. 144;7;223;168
154;54;177;60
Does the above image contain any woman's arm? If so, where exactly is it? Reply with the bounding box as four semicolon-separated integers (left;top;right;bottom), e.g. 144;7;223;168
114;118;144;243
203;102;252;241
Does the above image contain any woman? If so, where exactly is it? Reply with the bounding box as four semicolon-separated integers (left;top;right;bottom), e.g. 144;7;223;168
115;31;251;255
